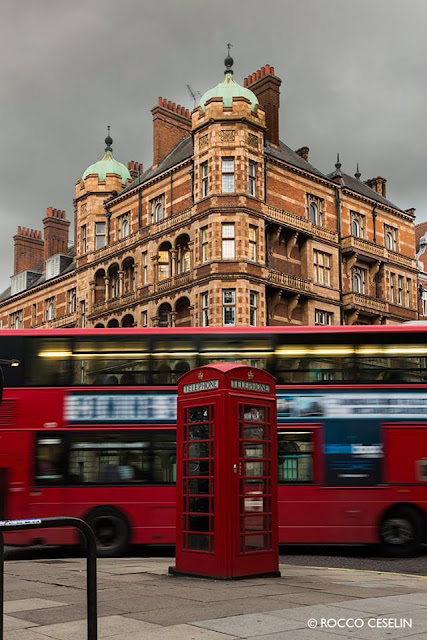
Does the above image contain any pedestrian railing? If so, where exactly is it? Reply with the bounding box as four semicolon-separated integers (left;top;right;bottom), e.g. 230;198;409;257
0;517;97;640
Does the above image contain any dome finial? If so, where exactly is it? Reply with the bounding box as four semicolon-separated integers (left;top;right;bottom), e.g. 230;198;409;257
224;43;234;75
105;125;113;152
335;152;341;171
355;163;361;180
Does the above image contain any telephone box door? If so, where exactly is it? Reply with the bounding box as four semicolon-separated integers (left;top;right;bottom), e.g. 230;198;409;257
230;397;278;576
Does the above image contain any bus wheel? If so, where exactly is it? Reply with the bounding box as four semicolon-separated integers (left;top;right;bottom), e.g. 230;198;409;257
86;507;130;557
380;507;423;557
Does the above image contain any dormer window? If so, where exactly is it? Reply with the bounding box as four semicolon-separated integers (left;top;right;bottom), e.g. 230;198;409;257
307;194;323;227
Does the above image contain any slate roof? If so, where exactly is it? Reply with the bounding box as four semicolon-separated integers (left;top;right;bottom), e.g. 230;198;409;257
265;141;327;179
0;252;76;303
116;136;194;199
328;171;404;212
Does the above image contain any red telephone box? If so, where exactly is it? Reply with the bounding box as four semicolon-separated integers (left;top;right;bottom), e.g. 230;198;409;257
172;363;279;579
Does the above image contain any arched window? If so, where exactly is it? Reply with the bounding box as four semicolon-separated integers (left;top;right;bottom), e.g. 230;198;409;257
353;267;366;294
122;218;130;238
352;217;360;237
309;203;317;224
158;244;171;280
385;231;393;250
155;202;164;222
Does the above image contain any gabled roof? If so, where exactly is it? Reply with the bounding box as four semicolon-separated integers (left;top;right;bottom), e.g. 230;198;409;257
328;171;404;212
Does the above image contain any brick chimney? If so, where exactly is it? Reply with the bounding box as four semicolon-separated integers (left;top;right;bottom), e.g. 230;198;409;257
243;65;281;147
365;176;387;198
151;98;191;167
296;146;309;162
43;207;70;262
127;161;143;181
13;226;44;275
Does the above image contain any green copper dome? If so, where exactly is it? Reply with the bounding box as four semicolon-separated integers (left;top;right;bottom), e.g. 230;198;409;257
199;55;258;112
82;131;131;185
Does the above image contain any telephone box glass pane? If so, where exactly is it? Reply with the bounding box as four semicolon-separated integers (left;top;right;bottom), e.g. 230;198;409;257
244;515;268;531
243;406;265;422
185;460;210;476
245;461;265;477
188;497;210;513
188;534;210;551
244;534;268;551
244;443;265;458
183;404;214;553
244;426;265;440
188;442;210;458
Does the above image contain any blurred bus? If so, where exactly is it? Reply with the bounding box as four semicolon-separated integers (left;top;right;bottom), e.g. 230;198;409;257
1;326;427;557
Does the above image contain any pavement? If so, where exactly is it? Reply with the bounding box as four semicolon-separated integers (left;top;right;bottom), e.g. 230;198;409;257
3;556;427;639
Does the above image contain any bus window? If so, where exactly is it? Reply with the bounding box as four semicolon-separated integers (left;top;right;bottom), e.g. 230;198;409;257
26;339;72;386
199;336;272;370
68;433;151;483
72;339;150;385
151;338;198;385
278;431;313;483
35;437;65;484
152;433;176;483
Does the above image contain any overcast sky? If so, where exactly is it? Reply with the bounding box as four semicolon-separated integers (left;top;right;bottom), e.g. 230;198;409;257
1;0;426;291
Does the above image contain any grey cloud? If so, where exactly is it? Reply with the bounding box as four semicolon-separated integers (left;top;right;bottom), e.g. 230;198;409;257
1;0;426;290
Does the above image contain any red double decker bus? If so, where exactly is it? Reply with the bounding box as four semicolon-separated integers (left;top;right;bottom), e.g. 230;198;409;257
1;326;427;557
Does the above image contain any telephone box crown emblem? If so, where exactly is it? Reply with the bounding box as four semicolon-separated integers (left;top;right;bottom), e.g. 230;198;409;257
248;370;254;379
198;371;204;380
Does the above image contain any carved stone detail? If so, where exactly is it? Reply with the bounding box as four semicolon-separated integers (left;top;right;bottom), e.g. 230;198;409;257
221;130;235;142
199;135;208;149
248;133;259;148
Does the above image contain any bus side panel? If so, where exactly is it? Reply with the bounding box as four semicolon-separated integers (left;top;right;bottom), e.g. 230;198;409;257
28;486;177;545
385;424;427;484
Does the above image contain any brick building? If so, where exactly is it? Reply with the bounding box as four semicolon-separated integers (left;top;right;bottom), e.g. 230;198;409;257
0;56;419;329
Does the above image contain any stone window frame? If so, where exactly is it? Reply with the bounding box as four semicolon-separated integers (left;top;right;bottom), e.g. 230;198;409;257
390;272;395;303
249;225;257;261
80;300;86;328
142;252;148;285
314;309;333;326
201;161;209;198
67;288;77;315
248;160;257;197
406;278;411;308
222;223;235;260
351;211;365;239
95;221;106;250
142;310;148;327
249;291;258;326
353;266;367;295
398;275;404;305
45;297;55;322
201;226;209;263
313;250;331;286
118;213;131;239
221;157;235;193
201;291;209;327
81;224;87;254
31;303;37;327
222;289;236;326
307;194;324;227
151;195;165;223
384;224;398;251
9;309;23;329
